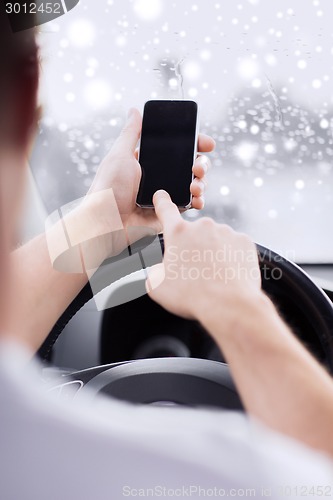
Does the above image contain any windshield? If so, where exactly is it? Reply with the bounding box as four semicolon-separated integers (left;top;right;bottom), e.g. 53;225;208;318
31;0;333;263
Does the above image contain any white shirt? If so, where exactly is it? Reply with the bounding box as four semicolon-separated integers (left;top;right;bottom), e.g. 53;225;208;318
0;341;332;500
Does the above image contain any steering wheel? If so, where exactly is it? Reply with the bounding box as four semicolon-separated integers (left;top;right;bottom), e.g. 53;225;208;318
40;234;333;409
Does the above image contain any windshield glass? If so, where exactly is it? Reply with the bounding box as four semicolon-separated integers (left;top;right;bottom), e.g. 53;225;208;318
31;0;333;263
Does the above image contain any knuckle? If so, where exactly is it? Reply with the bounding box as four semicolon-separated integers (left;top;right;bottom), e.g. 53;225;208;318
237;232;253;244
232;231;256;252
172;220;186;234
219;223;234;234
192;179;204;192
120;124;138;141
199;217;215;228
121;123;134;134
197;178;206;187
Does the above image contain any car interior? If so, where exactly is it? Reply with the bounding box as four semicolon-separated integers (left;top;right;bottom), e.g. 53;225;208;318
22;0;333;407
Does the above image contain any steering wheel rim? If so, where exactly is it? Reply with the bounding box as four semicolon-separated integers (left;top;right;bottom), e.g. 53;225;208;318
40;234;333;405
54;357;242;410
256;243;333;370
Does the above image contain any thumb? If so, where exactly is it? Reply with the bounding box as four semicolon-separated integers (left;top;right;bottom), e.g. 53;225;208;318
113;108;142;154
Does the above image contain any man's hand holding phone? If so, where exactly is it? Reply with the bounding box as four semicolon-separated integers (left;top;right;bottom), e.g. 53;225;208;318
87;107;215;255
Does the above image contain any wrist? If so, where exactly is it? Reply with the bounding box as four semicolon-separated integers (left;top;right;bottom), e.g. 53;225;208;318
80;188;124;236
196;287;277;343
84;190;159;253
50;191;125;273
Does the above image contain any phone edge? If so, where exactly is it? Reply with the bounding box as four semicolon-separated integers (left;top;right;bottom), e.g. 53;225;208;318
136;99;200;210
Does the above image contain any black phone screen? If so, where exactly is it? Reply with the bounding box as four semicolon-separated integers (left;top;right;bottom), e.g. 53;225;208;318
136;100;198;208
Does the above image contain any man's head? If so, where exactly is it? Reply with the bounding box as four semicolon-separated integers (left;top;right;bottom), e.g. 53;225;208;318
0;6;39;330
0;6;39;149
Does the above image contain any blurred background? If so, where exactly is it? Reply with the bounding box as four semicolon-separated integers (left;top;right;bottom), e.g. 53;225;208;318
30;0;333;262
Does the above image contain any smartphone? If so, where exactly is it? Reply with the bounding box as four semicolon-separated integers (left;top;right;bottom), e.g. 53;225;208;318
136;100;199;208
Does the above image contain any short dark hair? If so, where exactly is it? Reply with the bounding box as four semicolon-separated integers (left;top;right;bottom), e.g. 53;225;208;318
0;5;39;147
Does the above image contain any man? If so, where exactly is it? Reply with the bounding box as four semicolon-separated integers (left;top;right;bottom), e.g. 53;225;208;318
0;7;333;500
